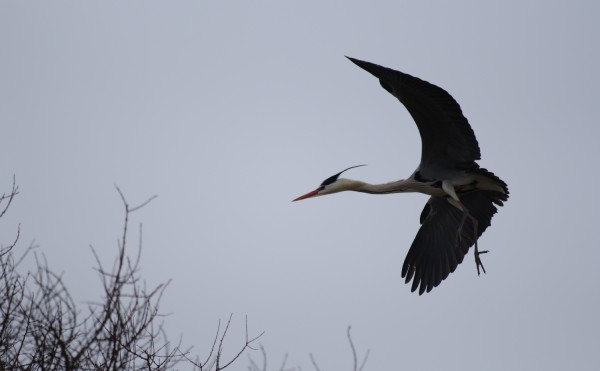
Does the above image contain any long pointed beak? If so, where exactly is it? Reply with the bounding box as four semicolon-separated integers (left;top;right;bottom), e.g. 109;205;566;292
292;188;320;202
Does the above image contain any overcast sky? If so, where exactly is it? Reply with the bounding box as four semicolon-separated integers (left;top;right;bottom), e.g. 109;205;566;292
1;1;599;370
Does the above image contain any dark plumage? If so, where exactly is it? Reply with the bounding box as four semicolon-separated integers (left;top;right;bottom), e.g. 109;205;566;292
293;57;509;294
406;169;509;294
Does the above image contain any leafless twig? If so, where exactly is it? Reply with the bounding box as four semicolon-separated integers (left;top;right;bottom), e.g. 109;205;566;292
2;181;257;370
0;175;18;219
184;314;264;371
309;353;322;371
247;344;297;371
347;326;369;371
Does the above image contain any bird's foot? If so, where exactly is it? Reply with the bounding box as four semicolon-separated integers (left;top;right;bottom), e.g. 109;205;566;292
475;247;489;276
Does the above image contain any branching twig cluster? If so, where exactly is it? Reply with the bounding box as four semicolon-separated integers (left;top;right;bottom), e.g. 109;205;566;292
184;314;264;371
1;180;259;370
0;175;19;259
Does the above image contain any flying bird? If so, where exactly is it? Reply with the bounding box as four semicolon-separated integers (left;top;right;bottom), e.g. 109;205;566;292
293;57;509;295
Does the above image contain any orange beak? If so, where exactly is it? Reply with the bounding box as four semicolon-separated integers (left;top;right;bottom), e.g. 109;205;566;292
292;188;321;202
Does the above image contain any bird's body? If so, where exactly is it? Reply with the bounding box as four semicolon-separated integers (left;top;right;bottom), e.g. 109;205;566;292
293;57;508;295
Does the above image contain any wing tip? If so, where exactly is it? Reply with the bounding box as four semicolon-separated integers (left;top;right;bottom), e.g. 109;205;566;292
345;56;368;68
345;56;389;78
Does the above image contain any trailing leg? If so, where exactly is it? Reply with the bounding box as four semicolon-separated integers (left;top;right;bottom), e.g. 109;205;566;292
443;180;488;276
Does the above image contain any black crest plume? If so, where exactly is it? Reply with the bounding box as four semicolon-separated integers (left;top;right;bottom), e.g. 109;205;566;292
320;165;367;187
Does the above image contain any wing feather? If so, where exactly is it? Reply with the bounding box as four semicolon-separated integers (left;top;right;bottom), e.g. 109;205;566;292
347;57;481;175
402;191;500;294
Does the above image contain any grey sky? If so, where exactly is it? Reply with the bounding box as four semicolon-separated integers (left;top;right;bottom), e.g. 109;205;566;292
1;1;599;370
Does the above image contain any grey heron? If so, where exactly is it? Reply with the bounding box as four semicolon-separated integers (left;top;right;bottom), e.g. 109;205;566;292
293;57;509;295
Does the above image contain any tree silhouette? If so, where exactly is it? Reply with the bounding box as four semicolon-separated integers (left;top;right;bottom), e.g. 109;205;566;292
1;178;261;370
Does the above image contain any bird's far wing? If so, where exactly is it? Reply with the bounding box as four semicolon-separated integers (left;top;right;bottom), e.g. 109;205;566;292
347;57;481;174
401;191;499;295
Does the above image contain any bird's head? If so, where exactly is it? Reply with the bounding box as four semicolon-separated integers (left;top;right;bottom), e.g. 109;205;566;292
292;165;366;201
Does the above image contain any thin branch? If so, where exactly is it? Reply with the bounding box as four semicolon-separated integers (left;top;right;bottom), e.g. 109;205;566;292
114;184;158;214
309;353;322;371
260;344;267;371
247;343;267;371
347;326;357;371
182;318;222;370
278;352;295;371
218;315;265;370
358;350;370;371
346;326;369;371
0;175;19;219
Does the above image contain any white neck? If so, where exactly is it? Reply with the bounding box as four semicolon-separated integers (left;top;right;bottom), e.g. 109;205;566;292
323;178;441;196
354;179;434;194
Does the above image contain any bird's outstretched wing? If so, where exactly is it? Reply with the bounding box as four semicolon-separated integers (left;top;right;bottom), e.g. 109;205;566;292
401;190;500;295
347;57;481;176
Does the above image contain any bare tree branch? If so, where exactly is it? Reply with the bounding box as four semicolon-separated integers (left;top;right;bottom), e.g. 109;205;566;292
346;326;369;371
1;181;258;370
0;175;18;219
184;314;264;371
248;345;295;371
309;353;322;371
